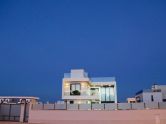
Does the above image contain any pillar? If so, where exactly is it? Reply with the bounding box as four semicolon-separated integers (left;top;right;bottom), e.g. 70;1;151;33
19;103;25;122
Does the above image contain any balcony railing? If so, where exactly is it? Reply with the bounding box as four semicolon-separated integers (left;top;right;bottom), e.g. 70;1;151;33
64;91;100;99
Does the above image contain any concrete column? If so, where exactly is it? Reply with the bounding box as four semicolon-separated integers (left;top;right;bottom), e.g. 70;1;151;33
114;83;118;103
27;103;32;123
20;103;25;122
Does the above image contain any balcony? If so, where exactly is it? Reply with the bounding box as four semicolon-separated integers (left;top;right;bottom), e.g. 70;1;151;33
63;91;100;100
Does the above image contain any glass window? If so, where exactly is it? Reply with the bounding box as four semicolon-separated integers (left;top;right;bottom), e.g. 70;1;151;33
71;85;75;91
101;86;115;103
106;87;110;101
70;83;81;91
109;87;115;101
101;87;105;101
70;83;81;95
75;84;80;91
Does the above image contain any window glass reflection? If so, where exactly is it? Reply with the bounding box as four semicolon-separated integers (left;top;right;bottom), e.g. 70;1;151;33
101;86;115;103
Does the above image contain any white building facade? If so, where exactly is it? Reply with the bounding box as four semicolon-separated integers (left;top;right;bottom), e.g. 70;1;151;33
135;84;166;103
152;85;166;102
62;69;117;104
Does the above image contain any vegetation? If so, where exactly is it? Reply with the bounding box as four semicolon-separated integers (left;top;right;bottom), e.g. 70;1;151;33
71;90;80;95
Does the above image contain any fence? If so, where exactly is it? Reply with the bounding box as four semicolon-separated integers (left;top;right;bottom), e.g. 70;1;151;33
29;109;166;124
32;102;166;111
0;103;29;122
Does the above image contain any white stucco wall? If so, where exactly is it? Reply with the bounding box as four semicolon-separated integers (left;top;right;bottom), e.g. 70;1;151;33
29;109;166;124
143;92;163;103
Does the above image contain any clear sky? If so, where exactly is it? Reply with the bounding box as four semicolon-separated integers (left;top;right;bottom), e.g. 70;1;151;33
0;0;166;102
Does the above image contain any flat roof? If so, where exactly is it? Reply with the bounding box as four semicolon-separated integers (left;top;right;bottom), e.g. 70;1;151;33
90;77;115;82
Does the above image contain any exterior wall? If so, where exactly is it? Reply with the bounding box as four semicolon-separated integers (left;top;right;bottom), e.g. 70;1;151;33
160;86;166;100
154;85;166;100
136;85;166;103
136;92;162;103
142;92;163;103
29;109;166;124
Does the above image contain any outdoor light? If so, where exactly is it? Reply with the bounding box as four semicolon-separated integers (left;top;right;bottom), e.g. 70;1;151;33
81;83;86;87
65;83;69;87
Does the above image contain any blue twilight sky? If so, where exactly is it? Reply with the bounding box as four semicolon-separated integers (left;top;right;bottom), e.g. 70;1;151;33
0;0;166;102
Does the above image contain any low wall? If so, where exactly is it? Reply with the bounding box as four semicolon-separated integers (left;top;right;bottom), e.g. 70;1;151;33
29;109;166;124
32;102;166;110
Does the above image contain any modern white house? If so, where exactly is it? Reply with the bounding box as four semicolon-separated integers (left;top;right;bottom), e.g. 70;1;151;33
135;84;166;103
62;69;117;104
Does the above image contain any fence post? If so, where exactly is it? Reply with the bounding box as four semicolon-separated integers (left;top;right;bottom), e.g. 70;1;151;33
9;104;12;120
117;103;119;110
78;104;80;110
66;102;67;110
54;103;55;110
144;102;146;109
20;103;26;122
28;103;32;122
130;103;132;110
158;102;160;109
